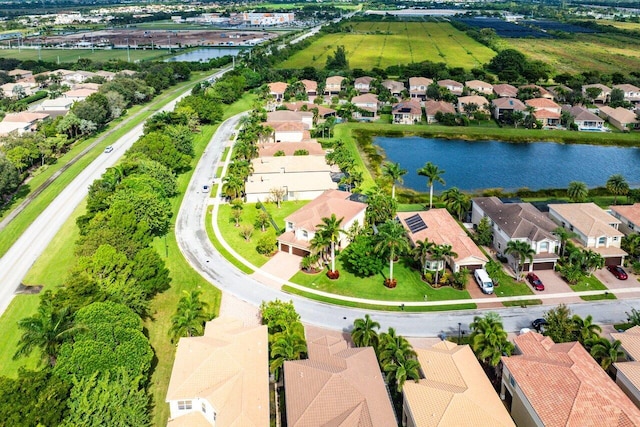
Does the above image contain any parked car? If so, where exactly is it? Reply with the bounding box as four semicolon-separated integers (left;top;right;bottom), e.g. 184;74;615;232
531;318;548;332
104;146;114;153
526;272;545;291
607;265;628;280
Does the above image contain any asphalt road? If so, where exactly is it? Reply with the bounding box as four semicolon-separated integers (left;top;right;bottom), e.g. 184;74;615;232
175;115;640;337
0;67;231;317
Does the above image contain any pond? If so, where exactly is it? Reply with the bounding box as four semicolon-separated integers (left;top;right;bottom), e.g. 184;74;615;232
165;47;247;62
374;136;640;192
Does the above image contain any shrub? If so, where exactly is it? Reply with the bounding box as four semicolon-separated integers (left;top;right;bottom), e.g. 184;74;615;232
341;234;384;277
632;261;640;275
256;234;277;255
273;150;285;157
293;149;309;156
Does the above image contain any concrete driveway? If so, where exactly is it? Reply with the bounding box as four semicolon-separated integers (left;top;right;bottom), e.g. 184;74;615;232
532;270;583;304
595;268;640;298
466;277;503;309
251;251;302;289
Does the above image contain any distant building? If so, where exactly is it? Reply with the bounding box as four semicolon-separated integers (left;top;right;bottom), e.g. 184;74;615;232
242;12;295;26
492;83;518;98
610;203;640;235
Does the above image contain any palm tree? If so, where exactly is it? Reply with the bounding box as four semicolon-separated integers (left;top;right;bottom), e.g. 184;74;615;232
309;232;331;264
351;314;381;348
374;219;411;284
505;240;535;280
169;290;211;342
440;187;470;221
582;249;604;276
14;300;82;367
269;322;307;381
382;162;407;199
573;314;602;345
412;239;434;277
379;327;417;367
222;174;244;199
567;181;589;202
417;162;446;209
588;337;624;370
469;313;514;367
316;214;344;274
383;352;420;392
553;226;577;258
606;174;629;205
429;244;458;285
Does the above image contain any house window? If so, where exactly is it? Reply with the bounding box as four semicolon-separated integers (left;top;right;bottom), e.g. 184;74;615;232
510;375;516;387
540;242;549;252
178;400;193;411
630;223;635;231
302;230;308;239
287;222;293;230
613;236;618;242
598;236;606;245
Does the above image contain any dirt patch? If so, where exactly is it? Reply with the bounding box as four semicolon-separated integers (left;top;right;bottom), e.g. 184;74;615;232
15;283;43;294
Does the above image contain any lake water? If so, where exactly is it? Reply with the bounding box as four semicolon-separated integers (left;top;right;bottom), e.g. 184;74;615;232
166;47;246;62
374;136;640;192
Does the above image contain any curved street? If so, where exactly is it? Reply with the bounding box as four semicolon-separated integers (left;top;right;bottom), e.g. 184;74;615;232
175;113;640;336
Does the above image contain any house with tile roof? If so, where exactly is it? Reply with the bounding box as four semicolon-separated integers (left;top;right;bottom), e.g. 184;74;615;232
266;110;313;130
519;84;554;100
325;75;346;96
403;341;515;427
614;84;640;103
501;332;640;427
284;101;336;119
258;141;325;158
437;79;463;96
354;76;375;94
268;81;288;102
612;326;640;407
582;83;611;104
465;79;493;95
95;70;116;81
609;203;640;235
245;171;337;204
563;105;604;131
548;202;627;265
251;155;332;176
62;87;99;101
277;189;366;256
525;98;562;127
1;82;38;98
397;209;488;273
409;77;433;101
8;69;33;80
33;97;74;113
492;97;526;121
493;83;518;98
265;121;308;143
299;79;317;98
351;93;379;121
471;197;559;270
457;95;489;115
284;332;396;426
424;100;456;124
598;106;638;131
165;317;269;427
382;79;405;96
392;99;422;124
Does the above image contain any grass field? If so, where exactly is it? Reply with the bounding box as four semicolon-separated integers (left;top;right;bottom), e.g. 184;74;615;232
592;20;640;31
0;47;170;63
278;22;496;70
502;32;640;75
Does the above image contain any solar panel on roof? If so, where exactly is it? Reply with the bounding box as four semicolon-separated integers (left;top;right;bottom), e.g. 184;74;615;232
405;214;427;234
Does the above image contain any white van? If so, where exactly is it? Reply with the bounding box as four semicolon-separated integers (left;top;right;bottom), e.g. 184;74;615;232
474;268;494;294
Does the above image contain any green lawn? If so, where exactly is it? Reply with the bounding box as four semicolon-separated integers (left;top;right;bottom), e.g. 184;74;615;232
332;125;376;191
0;48;169;63
571;275;615;301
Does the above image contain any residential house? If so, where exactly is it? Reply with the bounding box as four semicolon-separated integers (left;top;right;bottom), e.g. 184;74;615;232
391;100;422;124
268;81;288;102
563;105;604;131
117;69;137;77
599;106;639;131
325;75;345;96
547;85;573;103
258;141;325;157
525;98;562;127
277;189;366;256
614;84;640;103
95;70;116;81
165;317;269;427
609;203;640;235
403;341;515;427
382;79;405;97
244;171;337;204
492;97;526;121
457;95;489;115
424;100;456;124
284;332;396;426
409;77;433;101
251;155;332;176
265;121;307;143
437;79;463;96
62;87;99;102
397;209;488;273
548;202;627;265
582;83;611;104
70;82;101;91
8;69;33;80
0;112;50;135
354;76;375;94
1;82;37;98
351;93;379;121
612;326;640;407
501;332;640;427
33;98;74;113
519;84;554;100
266;110;313;130
284;101;336;119
471;197;559;270
493;83;518;98
299;79;317;98
52;69;97;85
0;121;37;136
465;79;493;95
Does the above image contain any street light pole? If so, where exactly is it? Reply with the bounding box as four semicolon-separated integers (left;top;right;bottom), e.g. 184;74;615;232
458;322;462;344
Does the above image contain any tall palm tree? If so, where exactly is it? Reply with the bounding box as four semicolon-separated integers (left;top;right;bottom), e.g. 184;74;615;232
382;162;407;200
14;300;82;367
351;314;381;348
553;226;577;258
169;290;211;342
567;181;588;203
417;162;446;209
222;174;244;199
429;244;458;285
582;249;605;276
374;219;411;284
269;322;307;381
573;314;602;345
440;187;470;221
379;327;417;368
588;338;624;370
469;313;514;367
383;352;421;392
309;232;331;264
505;240;535;280
316;214;344;274
606;174;629;205
412;239;435;277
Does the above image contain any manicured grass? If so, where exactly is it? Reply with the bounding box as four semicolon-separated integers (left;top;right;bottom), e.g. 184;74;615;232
0;296;40;378
490;268;536;299
332;125;376;191
290;256;472;302
570;275;616;301
278;22;496;70
206;205;254;274
397;203;426;212
217;200;308;267
595;20;640;31
0;48;168;63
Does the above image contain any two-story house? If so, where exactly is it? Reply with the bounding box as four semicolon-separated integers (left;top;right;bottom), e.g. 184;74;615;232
299;79;318;98
609;203;640;235
354;76;375;94
471;197;559;271
351;93;379;121
437;79;463;96
548;202;627;265
465;79;493;95
492;97;527;121
493;83;518;98
614;84;640;103
582;83;611;104
325;75;346;97
268;81;288;102
525;98;562;127
409;77;432;101
277;190;366;257
391;99;422;124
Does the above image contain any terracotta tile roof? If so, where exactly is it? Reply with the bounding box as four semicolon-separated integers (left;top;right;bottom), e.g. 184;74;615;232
614;361;640;392
299;79;317;92
493;84;518;97
599;106;638;124
267;110;313;127
352;93;379;104
392;100;422;115
473;197;558;241
167;411;213;427
424;100;456;116
525;98;560;109
326;75;346;86
492;97;526;110
610;204;640;229
548;203;623;238
532;109;560;119
437;79;463;89
404;342;515;427
284;334;396;427
465;80;493;91
245;171;337;195
503;332;640;427
268;81;288;94
566;105;603;122
165;317;269;427
266;121;306;132
382;79;405;94
397;209;488;267
7;68;31;77
258;141;325;157
2;112;49;123
63;88;98;98
409;77;433;88
614;83;640;93
251;155;331;174
355;76;374;86
458;95;489;106
519;84;552;97
612;326;640;361
582;83;612;94
284;102;336;117
283;189;366;232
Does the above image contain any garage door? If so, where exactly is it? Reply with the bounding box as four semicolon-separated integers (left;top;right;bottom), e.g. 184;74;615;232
463;264;482;272
605;257;622;266
280;244;290;253
292;247;309;257
532;262;555;271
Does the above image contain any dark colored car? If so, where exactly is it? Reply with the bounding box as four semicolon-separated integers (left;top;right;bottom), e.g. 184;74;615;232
607;265;628;280
526;272;545;291
531;318;548;332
